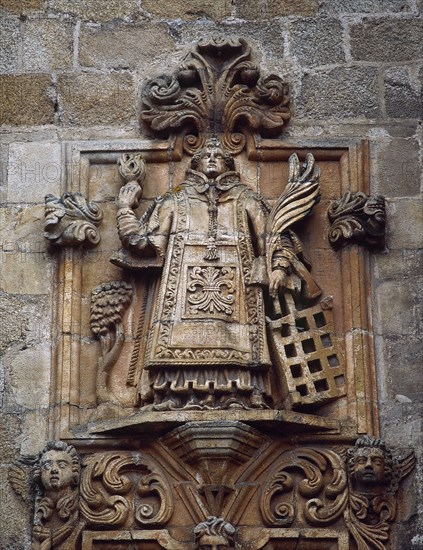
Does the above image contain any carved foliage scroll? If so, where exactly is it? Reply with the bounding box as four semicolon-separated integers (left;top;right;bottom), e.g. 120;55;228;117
260;448;347;528
80;452;173;529
328;191;386;248
141;37;290;154
44;192;103;247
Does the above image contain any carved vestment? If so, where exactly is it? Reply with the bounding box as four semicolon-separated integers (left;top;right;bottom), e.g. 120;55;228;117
114;168;318;408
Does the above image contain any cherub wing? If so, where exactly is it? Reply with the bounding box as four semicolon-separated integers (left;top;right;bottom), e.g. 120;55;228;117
8;462;30;504
396;450;416;482
266;153;320;267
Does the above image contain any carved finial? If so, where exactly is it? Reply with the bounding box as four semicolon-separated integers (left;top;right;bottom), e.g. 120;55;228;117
194;516;237;549
44;192;103;248
141;37;290;155
328;191;386;248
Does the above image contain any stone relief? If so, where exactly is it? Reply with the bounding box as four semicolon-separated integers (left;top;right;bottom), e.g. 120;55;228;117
44;192;103;247
141;36;290;155
194;517;237;549
328;191;386;248
32;442;83;550
29;36;407;550
90;280;133;403
110;139;345;411
345;436;415;550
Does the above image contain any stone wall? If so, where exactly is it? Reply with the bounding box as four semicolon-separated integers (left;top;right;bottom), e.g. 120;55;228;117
1;1;421;548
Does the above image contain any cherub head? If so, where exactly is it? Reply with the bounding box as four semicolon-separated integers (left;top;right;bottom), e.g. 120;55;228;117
34;441;80;493
191;138;235;178
347;436;393;492
194;516;236;550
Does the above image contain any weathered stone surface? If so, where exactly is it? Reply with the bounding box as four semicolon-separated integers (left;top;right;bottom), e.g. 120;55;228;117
235;0;317;19
374;277;422;336
79;23;175;71
57;73;135;126
0;413;21;461
350;18;423;62
384;67;422;119
0;0;43;13
0;206;53;294
296;67;381;120
318;0;413;14
386;198;423;249
372;137;421;197
0;461;31;549
143;0;231;20
0;15;20;73
22;18;74;72
0;75;55;126
290;18;345;68
7;141;62;202
48;0;138;22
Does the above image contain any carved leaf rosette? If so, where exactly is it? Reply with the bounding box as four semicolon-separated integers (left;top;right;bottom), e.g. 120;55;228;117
260;448;347;528
141;36;290;154
80;452;173;529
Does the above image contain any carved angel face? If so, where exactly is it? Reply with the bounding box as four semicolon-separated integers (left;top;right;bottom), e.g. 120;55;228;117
197;146;227;178
352;447;386;486
198;533;230;550
40;450;74;491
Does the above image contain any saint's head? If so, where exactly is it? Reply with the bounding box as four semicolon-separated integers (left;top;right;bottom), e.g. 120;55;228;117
194;516;236;550
347;436;393;493
34;441;80;493
191;139;235;179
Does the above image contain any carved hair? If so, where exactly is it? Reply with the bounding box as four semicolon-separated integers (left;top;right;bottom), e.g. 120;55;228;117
194;516;236;547
33;440;81;487
347;436;393;484
191;138;235;172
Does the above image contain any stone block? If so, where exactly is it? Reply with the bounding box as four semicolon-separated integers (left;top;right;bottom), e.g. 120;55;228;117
7;141;62;202
372;249;422;282
376;335;423;401
0;15;20;73
372;137;421;196
5;342;51;409
57;73;135;126
374;276;422;336
79;23;175;72
0;413;21;461
0;0;43;13
143;0;231;20
384;67;422;119
385;198;423;249
290;18;345;68
296;67;381;120
22;18;74;72
318;0;413;14
350;18;423;62
0;205;54;294
235;0;317;19
48;0;138;22
0;75;55;126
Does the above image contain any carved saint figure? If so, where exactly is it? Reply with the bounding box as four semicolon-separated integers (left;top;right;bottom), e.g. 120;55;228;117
194;516;236;549
114;138;321;410
32;441;81;550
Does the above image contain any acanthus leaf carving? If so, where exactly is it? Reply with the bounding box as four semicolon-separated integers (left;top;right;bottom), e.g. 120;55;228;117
44;192;103;248
327;191;386;248
80;451;173;529
141;36;290;154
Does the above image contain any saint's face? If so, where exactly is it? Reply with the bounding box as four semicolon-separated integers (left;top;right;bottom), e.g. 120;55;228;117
197;147;227;178
198;534;229;550
40;450;74;491
353;448;385;485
